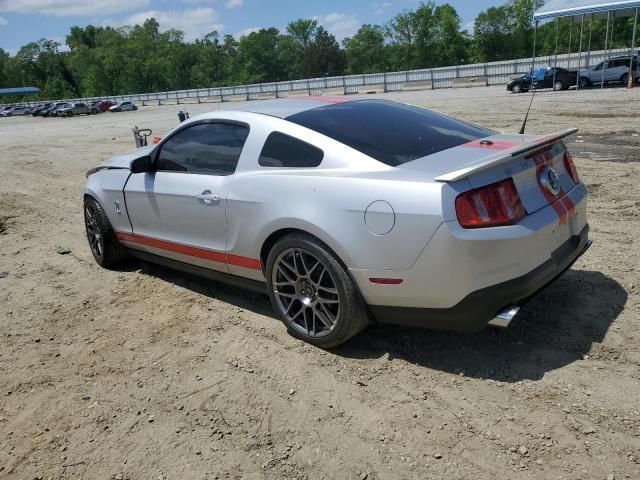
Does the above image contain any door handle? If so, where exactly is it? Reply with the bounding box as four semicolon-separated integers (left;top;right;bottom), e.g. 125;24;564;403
196;190;219;205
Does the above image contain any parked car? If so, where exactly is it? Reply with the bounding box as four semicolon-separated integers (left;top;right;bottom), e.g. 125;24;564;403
0;105;16;116
507;67;577;93
0;105;31;116
84;98;590;347
31;103;52;116
51;102;73;117
91;100;113;112
576;56;639;87
58;102;97;117
109;101;137;112
39;102;70;117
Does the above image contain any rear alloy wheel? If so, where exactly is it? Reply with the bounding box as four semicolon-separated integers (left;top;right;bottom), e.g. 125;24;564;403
266;233;369;348
84;197;127;268
511;84;522;94
553;80;564;91
621;73;629;86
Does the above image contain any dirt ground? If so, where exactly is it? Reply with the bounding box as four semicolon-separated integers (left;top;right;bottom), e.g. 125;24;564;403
1;85;639;480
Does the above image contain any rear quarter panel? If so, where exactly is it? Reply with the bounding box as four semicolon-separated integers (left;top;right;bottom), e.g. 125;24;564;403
226;171;445;280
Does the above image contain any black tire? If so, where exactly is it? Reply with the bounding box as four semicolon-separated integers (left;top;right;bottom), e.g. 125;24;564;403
91;108;97;115
511;83;522;94
83;197;127;268
265;233;369;348
579;77;591;88
553;80;564;91
621;73;629;86
132;105;138;111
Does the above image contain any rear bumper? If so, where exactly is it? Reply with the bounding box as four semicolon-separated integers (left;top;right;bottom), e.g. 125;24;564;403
368;224;590;332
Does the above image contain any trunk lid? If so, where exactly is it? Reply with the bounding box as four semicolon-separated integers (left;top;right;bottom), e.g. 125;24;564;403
399;128;578;215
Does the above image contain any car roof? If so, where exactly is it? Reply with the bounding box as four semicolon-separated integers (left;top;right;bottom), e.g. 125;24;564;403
216;96;356;119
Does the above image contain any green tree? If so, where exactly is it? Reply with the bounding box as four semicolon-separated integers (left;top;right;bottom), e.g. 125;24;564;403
287;18;319;50
303;26;346;77
473;6;513;61
237;28;288;83
343;25;389;74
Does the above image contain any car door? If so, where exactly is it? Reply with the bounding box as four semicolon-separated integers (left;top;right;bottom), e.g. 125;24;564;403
601;60;619;82
611;59;628;81
123;121;250;273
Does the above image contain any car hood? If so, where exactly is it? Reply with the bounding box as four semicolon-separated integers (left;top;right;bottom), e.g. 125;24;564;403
99;145;153;169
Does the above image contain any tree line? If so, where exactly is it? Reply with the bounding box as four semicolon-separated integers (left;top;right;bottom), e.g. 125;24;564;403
1;0;639;102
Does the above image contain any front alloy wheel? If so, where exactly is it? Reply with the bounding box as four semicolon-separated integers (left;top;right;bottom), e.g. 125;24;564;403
266;233;369;347
85;200;104;261
83;197;127;268
553;81;564;91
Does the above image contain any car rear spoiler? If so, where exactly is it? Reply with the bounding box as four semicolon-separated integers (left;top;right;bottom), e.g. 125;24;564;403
434;128;578;182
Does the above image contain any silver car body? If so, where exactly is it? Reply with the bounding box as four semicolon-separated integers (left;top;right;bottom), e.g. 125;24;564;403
85;97;589;331
578;56;637;84
109;101;135;112
1;106;30;116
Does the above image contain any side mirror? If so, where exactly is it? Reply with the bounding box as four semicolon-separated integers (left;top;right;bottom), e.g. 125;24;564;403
130;155;153;173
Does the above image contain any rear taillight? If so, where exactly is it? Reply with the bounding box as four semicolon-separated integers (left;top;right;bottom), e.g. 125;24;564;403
455;178;525;228
564;150;579;183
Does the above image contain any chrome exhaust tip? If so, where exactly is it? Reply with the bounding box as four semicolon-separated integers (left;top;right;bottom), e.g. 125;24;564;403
488;306;520;328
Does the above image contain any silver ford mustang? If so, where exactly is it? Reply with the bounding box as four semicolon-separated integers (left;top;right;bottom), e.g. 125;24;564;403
84;97;590;347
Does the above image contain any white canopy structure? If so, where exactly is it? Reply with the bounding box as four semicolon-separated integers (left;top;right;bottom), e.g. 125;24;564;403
531;0;639;89
535;0;640;20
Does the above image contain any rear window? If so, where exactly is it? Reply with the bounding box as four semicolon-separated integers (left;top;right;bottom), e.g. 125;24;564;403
259;132;324;168
286;100;493;167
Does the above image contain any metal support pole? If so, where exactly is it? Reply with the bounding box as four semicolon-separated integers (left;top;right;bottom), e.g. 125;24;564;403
629;8;638;88
553;18;560;86
602;11;610;88
530;21;539;92
568;17;573;60
576;15;585;89
586;14;593;67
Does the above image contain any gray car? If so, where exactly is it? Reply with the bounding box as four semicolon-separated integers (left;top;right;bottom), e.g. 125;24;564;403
578;56;639;87
84;98;590;347
58;102;97;117
0;105;31;117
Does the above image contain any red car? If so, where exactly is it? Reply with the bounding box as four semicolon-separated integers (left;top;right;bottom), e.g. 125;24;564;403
91;100;113;113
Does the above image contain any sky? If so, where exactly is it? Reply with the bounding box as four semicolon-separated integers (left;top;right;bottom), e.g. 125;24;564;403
0;0;505;56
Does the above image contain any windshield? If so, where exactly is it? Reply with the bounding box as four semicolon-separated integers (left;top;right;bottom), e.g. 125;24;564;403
286;100;494;167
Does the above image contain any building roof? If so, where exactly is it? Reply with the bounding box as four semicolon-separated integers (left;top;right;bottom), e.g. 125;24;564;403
0;87;41;97
534;0;640;20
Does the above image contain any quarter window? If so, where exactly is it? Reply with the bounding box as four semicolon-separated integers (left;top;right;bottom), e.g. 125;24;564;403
258;132;324;168
156;122;250;175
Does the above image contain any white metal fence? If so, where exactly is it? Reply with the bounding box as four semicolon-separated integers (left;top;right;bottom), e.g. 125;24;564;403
21;47;636;106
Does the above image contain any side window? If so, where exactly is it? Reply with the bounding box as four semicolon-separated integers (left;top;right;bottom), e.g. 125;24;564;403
258;131;324;168
156;122;250;175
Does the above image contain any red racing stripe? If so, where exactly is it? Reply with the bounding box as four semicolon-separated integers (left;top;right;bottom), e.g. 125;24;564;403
531;150;572;224
227;254;261;270
115;232;261;270
305;96;350;103
461;139;519;150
